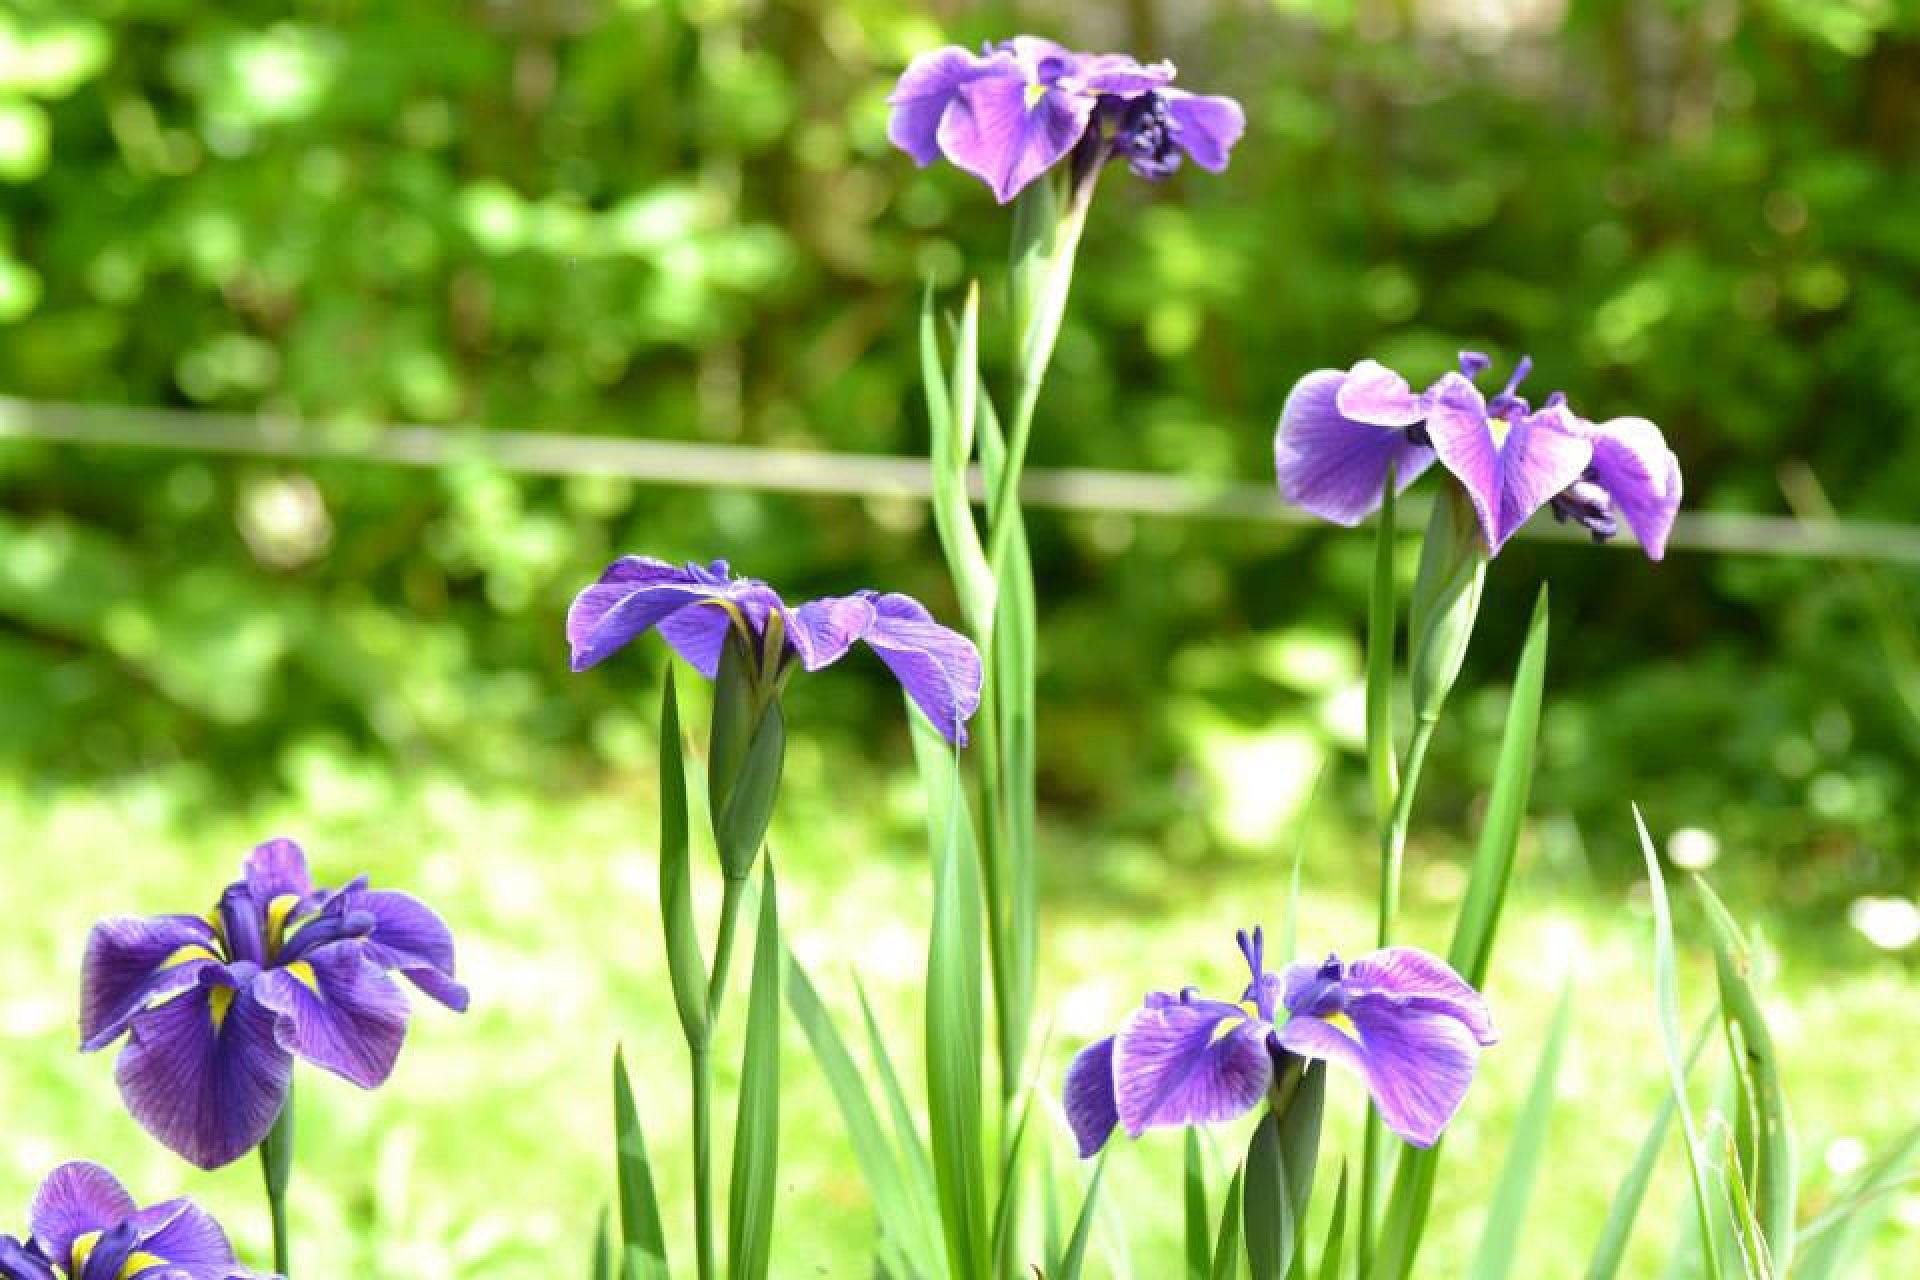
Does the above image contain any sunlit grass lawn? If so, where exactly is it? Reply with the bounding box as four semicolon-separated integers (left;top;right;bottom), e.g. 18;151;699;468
1;756;1913;1277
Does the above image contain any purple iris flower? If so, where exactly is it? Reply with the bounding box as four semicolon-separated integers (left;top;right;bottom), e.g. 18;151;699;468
1275;352;1682;558
567;556;983;746
0;1161;262;1279
1064;928;1495;1155
79;838;469;1171
887;36;1245;203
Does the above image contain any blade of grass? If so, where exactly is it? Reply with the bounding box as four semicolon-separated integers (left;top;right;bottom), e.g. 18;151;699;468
1211;1165;1246;1280
1365;471;1399;829
613;1048;670;1278
1186;1127;1212;1280
1466;984;1574;1280
1316;1164;1349;1280
1585;1011;1718;1280
786;954;938;1280
916;719;989;1280
1053;1149;1109;1280
1795;1123;1920;1278
1447;586;1549;987
594;1207;611;1280
1695;878;1796;1271
1635;805;1726;1280
725;860;781;1280
990;1084;1036;1273
857;979;944;1265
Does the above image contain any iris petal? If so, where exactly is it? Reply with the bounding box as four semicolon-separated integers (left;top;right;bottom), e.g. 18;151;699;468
886;46;1015;167
936;73;1096;204
254;947;411;1089
1112;997;1273;1136
1565;414;1683;560
336;887;470;1011
1346;947;1497;1045
858;593;984;746
566;557;763;673
1425;376;1592;551
1163;90;1245;172
241;837;314;906
124;1199;238;1276
1063;1035;1120;1158
27;1163;135;1268
80;915;222;1052
1275;368;1436;526
114;974;293;1170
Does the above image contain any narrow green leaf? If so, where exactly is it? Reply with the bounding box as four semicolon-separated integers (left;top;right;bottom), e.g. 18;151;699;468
1635;805;1726;1280
593;1207;611;1280
1244;1110;1289;1280
856;979;944;1261
1467;985;1574;1280
1316;1164;1349;1280
785;954;940;1280
1448;586;1549;988
1721;1126;1776;1279
1044;1143;1065;1269
656;669;708;1047
1695;878;1796;1271
1055;1149;1109;1280
1211;1165;1246;1280
1795;1122;1920;1279
1370;1147;1440;1280
612;1048;670;1279
726;861;781;1280
921;284;994;634
1186;1128;1212;1280
1585;1012;1718;1280
1365;470;1399;828
713;688;784;882
990;1085;1036;1273
916;718;989;1280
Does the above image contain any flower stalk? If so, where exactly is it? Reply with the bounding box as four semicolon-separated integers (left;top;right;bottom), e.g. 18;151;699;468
260;1087;294;1277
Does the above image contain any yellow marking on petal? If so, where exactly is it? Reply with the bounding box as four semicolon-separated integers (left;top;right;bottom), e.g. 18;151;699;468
283;960;321;995
208;984;236;1032
160;944;218;970
265;893;302;958
119;1252;167;1277
1489;416;1513;447
1324;1012;1359;1038
1024;80;1048;109
71;1229;100;1271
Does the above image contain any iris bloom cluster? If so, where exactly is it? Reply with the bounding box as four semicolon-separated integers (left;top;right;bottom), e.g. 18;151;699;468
0;1162;260;1280
1065;927;1495;1153
80;838;468;1170
888;37;1245;203
1277;352;1683;558
568;556;983;745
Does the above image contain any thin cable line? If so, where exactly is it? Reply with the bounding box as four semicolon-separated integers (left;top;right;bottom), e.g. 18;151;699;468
2;396;1914;564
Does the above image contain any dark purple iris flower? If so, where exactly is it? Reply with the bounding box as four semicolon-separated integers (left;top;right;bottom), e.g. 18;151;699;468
80;839;468;1171
0;1162;262;1279
1064;928;1495;1155
1276;352;1682;558
568;557;983;746
887;36;1245;203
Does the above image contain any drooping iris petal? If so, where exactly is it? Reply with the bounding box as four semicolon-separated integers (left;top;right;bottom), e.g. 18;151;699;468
859;593;984;746
567;557;772;673
789;594;879;671
335;887;470;1011
26;1163;135;1267
124;1199;238;1278
242;837;314;906
1111;997;1273;1136
254;947;411;1090
1068;53;1175;96
80;915;221;1052
937;73;1097;204
1346;947;1497;1045
1425;376;1592;551
114;972;293;1170
0;1237;54;1280
1062;1035;1119;1159
1273;1011;1369;1078
1566;415;1683;560
1163;90;1245;172
1335;360;1428;426
886;45;1015;166
1275;367;1437;526
1346;995;1482;1147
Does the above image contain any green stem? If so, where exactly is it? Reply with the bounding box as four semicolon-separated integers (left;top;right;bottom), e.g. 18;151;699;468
260;1084;294;1277
691;1047;716;1280
1359;714;1439;1278
708;873;749;1014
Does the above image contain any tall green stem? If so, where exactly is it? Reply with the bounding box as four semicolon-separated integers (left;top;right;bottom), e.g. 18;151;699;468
690;1046;716;1280
708;873;748;1014
260;1084;294;1277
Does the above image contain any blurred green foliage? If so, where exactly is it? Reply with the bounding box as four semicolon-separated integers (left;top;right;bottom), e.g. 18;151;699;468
2;0;1919;916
